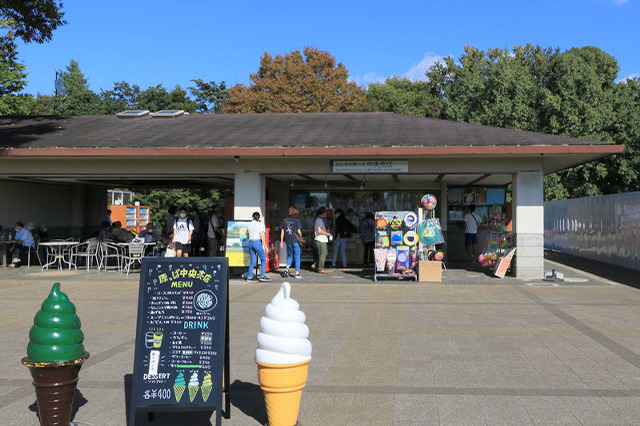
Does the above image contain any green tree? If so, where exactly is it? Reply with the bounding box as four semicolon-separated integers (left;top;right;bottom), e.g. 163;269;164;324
0;24;33;114
189;79;229;113
52;60;103;115
0;0;65;43
224;47;372;113
424;44;638;200
100;81;141;114
366;76;441;117
30;93;53;114
137;84;198;113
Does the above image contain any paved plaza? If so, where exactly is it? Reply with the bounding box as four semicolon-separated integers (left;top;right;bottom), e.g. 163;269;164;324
1;259;640;425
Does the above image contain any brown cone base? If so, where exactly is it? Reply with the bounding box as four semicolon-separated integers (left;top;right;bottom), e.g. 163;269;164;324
22;352;89;426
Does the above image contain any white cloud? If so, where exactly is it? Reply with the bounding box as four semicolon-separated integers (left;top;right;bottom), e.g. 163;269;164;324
403;53;446;81
350;72;386;87
616;72;639;83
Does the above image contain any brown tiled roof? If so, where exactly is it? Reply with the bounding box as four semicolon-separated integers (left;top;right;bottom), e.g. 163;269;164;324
0;112;614;149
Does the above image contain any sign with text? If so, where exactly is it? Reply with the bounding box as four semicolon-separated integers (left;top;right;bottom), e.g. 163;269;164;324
225;221;251;267
330;160;408;173
130;257;229;425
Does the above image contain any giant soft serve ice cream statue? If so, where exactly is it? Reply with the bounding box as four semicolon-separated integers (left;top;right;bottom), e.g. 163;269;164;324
256;282;311;426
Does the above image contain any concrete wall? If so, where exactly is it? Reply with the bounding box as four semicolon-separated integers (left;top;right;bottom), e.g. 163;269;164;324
0;181;106;238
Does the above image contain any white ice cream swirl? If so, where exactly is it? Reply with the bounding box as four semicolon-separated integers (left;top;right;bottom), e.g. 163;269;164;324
256;282;312;364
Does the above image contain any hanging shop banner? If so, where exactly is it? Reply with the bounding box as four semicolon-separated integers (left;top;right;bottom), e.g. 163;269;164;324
330;160;408;174
225;221;251;267
129;257;229;426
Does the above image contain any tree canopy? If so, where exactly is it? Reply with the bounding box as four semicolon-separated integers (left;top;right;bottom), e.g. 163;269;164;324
371;44;640;200
0;23;32;114
0;0;66;43
223;47;371;113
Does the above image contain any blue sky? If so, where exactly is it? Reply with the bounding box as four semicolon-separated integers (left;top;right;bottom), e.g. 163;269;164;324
15;0;640;96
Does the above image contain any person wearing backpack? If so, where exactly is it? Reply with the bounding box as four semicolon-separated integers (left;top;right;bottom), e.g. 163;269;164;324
331;209;357;269
172;207;194;257
207;206;223;256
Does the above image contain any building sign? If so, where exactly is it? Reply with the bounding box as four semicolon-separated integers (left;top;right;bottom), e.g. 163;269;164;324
330;160;408;173
129;257;229;425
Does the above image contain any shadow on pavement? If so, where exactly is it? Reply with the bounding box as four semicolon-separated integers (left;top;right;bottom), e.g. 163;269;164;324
545;250;640;288
28;388;88;423
124;374;216;426
230;379;266;425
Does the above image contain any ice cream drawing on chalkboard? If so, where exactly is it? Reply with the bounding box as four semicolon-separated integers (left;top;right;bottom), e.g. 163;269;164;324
201;371;212;402
174;370;186;402
188;371;200;402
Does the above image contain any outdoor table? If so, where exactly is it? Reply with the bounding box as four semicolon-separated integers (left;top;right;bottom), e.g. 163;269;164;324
40;241;80;271
0;240;17;268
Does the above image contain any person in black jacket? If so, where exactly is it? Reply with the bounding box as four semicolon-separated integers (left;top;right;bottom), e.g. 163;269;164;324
331;209;356;268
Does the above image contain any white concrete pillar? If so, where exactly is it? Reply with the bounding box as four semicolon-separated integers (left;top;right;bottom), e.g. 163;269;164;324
512;170;544;278
234;171;265;220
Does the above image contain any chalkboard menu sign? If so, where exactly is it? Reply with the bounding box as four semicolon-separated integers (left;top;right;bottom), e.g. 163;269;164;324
129;257;229;426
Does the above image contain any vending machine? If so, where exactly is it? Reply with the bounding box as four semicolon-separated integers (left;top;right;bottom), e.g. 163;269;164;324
109;205;151;234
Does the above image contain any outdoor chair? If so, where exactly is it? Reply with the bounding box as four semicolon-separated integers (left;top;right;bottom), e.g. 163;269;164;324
73;239;101;272
99;241;121;272
121;243;145;276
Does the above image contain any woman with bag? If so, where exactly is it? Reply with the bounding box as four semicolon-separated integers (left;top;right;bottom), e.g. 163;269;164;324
313;207;332;274
280;206;303;279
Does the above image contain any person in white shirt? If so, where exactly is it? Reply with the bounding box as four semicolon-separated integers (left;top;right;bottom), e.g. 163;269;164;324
246;211;271;282
207;206;223;256
463;204;482;262
172;207;194;257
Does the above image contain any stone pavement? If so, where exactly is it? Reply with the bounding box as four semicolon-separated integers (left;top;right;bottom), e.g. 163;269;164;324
1;259;640;425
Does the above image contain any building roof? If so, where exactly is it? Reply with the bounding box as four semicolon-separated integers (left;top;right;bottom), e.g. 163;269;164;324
0;112;620;150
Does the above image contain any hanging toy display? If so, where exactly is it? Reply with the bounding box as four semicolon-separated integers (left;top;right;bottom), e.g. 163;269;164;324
417;218;444;245
376;231;390;248
390;230;403;246
389;216;403;229
433;251;444;261
376;217;388;229
386;249;397;273
420;194;437;211
396;250;410;271
374;249;388;272
403;230;418;246
403;212;418;229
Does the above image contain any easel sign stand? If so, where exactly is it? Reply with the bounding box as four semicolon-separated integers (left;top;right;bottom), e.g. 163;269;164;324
129;257;231;425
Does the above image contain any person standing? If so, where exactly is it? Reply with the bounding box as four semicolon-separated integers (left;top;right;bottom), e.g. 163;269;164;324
314;207;332;274
207;206;223;256
172;207;194;257
165;206;177;239
332;209;356;268
106;209;112;225
280;206;303;279
361;212;375;266
190;209;202;256
246;211;271;282
464;204;482;262
8;221;35;267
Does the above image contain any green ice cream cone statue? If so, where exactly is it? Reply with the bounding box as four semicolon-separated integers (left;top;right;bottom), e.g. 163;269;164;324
22;283;90;426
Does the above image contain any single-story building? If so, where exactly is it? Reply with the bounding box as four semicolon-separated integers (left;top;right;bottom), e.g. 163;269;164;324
0;112;623;277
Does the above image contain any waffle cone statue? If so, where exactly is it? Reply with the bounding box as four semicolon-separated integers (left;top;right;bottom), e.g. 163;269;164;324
22;283;89;426
256;282;312;426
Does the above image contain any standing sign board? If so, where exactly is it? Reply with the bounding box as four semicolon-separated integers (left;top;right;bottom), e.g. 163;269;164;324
225;221;251;267
130;257;230;425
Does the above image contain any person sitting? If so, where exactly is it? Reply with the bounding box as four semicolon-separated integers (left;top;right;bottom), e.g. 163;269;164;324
99;221;114;241
140;223;158;243
111;221;134;243
9;221;35;267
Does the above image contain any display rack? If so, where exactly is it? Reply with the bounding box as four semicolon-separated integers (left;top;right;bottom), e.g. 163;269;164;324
373;211;418;282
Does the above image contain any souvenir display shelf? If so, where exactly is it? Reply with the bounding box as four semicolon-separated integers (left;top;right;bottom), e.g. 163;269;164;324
373;211;419;282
